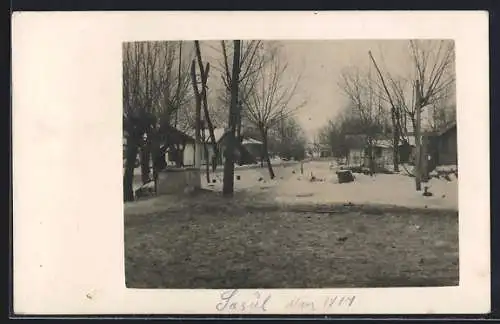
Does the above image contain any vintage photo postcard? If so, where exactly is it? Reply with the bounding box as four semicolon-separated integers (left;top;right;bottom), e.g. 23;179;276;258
12;11;490;315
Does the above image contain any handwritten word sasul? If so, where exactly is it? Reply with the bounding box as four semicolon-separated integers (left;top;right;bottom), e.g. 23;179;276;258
216;289;272;312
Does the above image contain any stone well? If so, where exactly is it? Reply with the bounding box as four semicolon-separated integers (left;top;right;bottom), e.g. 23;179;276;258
156;167;201;195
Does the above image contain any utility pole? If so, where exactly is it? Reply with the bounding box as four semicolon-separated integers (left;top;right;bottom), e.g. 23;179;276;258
415;79;422;191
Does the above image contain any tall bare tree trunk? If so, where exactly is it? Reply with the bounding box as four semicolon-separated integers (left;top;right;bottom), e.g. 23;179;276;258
222;40;241;196
150;125;160;193
422;134;429;182
415;80;422;191
124;136;139;202
201;124;210;183
174;41;182;129
260;143;265;168
391;107;400;172
261;127;275;179
140;134;151;184
190;61;202;189
194;41;219;172
369;51;400;173
367;137;375;176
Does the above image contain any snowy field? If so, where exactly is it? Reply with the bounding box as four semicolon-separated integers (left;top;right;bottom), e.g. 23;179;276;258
125;159;458;215
202;160;458;210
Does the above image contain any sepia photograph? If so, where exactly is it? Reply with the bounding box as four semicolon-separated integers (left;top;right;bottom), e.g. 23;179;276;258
13;11;489;315
123;39;459;289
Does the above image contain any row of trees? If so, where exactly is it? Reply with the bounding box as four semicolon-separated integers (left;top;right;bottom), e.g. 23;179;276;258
122;40;306;201
320;40;455;189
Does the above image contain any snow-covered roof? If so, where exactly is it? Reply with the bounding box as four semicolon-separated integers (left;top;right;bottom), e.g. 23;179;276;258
373;140;392;148
242;138;262;145
186;127;228;143
403;136;416;146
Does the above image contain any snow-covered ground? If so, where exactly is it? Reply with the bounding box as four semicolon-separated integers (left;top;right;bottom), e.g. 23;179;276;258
203;160;458;210
126;159;458;212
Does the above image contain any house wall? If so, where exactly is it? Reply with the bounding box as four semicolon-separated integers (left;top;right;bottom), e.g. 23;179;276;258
165;143;195;166
156;167;201;195
399;143;413;163
183;143;195;166
379;147;392;166
348;149;364;166
438;127;457;165
362;147;392;170
320;149;332;158
243;143;263;161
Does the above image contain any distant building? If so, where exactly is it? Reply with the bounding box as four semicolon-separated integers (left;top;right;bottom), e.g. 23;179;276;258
424;121;457;171
435;121;457;165
187;127;262;166
344;121;457;172
344;135;401;170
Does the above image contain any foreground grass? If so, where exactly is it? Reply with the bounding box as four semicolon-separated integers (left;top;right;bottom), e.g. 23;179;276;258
125;191;458;288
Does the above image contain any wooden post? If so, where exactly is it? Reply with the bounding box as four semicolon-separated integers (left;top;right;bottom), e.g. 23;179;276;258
415;80;422;191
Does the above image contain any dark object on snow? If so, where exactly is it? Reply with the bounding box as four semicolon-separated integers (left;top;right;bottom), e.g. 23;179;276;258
280;176;284;179
258;177;263;182
344;202;354;207
423;186;433;197
336;170;355;183
236;175;241;180
344;166;362;173
292;170;296;174
442;194;446;198
337;236;348;243
444;174;452;182
212;179;217;183
135;183;155;200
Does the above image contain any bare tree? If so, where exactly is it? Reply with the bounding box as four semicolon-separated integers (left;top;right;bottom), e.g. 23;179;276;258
123;42;175;199
428;90;456;132
216;40;274;139
244;47;306;179
222;40;242;196
190;60;203;184
122;41;193;201
271;116;308;161
338;67;386;175
369;51;401;172
193;41;219;174
386;40;455;189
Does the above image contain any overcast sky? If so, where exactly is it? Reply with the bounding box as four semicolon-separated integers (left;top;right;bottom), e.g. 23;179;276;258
191;40;452;141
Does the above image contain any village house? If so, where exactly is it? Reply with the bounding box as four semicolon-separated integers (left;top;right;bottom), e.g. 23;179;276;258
122;126;196;169
344;121;457;173
421;121;457;172
434;121;457;165
189;127;263;167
